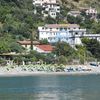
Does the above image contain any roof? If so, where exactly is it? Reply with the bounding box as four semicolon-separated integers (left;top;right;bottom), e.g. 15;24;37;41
68;10;81;14
17;40;40;45
43;2;59;5
45;24;80;28
36;45;53;51
79;7;89;11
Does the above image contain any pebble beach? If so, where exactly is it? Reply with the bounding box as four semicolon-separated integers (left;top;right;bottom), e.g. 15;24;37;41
0;64;100;76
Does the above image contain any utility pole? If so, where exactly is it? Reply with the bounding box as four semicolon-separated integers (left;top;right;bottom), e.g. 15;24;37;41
30;31;34;51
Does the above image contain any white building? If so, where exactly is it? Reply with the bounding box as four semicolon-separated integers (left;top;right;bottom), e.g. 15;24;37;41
38;24;86;46
43;3;60;18
85;7;97;16
33;0;60;18
80;7;98;19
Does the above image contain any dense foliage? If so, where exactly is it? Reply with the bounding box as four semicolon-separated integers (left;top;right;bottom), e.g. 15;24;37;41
0;34;24;53
82;38;100;60
0;0;100;63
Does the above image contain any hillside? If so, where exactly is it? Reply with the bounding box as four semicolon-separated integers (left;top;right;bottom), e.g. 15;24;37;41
0;0;100;39
0;0;100;61
60;0;100;11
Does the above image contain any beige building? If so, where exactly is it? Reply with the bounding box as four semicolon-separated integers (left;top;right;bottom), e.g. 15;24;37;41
17;40;53;53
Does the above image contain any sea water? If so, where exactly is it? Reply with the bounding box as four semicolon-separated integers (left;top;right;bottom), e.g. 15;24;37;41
0;74;100;100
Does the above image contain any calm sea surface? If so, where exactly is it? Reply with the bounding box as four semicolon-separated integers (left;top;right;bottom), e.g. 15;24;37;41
0;74;100;100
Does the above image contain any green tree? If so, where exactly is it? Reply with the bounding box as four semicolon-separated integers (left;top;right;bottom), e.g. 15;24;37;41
82;38;100;60
58;55;68;65
54;42;75;57
67;15;82;24
40;39;49;44
45;16;56;24
80;17;94;30
10;42;25;53
67;15;75;24
92;22;100;34
0;34;24;54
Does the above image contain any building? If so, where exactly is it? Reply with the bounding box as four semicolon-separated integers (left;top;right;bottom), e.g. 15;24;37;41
82;34;100;41
33;0;60;18
17;40;53;53
85;7;97;17
80;7;98;19
34;45;53;53
68;10;81;17
38;24;86;46
43;3;60;18
17;40;40;51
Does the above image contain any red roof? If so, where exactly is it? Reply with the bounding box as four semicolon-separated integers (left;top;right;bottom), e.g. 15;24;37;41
36;45;53;51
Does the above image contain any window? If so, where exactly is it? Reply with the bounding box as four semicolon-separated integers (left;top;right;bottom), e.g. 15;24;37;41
42;27;44;29
50;28;52;30
60;27;64;30
68;28;70;30
53;37;55;40
25;45;27;48
49;37;52;40
82;32;84;35
75;32;78;35
57;8;60;11
45;27;48;29
66;38;68;40
64;28;67;30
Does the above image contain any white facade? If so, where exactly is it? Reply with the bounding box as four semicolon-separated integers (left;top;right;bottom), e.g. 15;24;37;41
20;44;31;51
85;7;97;15
43;3;60;18
33;0;60;18
38;24;86;46
19;44;41;52
85;7;98;20
83;34;100;42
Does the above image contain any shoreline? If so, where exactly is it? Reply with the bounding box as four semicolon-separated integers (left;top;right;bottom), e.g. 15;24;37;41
0;64;100;77
0;71;100;77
